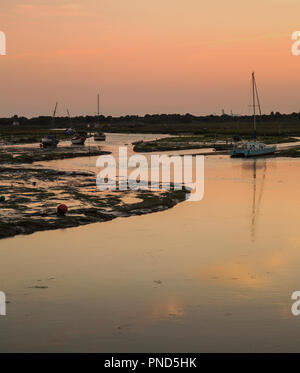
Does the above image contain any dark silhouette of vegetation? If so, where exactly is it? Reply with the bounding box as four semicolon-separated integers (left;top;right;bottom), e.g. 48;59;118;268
2;112;300;138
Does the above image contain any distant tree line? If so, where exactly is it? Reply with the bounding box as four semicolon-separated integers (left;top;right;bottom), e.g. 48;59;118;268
1;112;300;136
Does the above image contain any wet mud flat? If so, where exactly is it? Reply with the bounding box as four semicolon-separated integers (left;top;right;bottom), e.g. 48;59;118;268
0;164;188;239
0;145;109;164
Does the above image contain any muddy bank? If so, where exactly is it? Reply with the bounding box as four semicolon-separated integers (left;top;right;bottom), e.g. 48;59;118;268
133;136;298;153
274;147;300;157
0;145;110;164
0;165;189;239
0;128;72;145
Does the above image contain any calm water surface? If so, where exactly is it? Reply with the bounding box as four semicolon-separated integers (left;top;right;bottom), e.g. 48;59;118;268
0;135;300;352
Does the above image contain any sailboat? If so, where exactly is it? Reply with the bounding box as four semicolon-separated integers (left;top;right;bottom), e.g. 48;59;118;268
230;73;276;158
94;93;106;141
41;103;60;148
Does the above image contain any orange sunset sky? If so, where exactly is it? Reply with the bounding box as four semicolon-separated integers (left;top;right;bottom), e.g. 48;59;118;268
0;0;300;117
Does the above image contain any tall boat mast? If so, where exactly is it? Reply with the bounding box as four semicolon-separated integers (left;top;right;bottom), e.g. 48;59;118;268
52;102;58;126
93;92;107;142
230;73;276;157
252;72;256;140
252;72;262;141
53;102;58;118
97;93;100;124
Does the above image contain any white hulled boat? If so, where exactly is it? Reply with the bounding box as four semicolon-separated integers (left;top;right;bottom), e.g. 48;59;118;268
71;133;87;145
230;73;276;158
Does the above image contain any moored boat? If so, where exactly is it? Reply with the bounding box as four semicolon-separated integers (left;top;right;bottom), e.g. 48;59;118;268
41;103;60;148
230;141;276;157
93;93;106;142
94;131;106;141
230;72;276;158
71;134;87;145
41;135;59;148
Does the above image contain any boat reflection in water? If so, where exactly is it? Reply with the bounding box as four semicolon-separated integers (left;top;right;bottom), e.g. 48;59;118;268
249;159;267;242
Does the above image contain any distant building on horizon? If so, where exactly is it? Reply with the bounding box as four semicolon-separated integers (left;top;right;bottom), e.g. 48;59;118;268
230;110;241;117
12;115;20;126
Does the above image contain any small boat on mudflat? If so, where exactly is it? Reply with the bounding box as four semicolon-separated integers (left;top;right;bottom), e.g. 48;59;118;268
41;135;59;148
41;103;60;148
94;131;106;141
71;134;87;145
